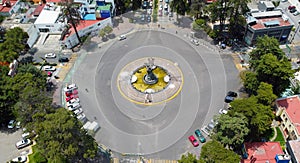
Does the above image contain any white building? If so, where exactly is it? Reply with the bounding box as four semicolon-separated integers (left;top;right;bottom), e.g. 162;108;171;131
34;7;64;33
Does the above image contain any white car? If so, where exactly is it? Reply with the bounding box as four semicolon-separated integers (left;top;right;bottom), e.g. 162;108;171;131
219;108;228;114
8;120;15;129
44;53;56;58
42;65;56;71
67;102;80;108
68;103;81;111
73;108;83;115
77;113;87;122
63;83;78;92
11;156;27;163
16;139;31;149
191;39;199;46
22;132;30;139
119;35;126;41
159;4;163;10
67;99;80;107
201;126;211;136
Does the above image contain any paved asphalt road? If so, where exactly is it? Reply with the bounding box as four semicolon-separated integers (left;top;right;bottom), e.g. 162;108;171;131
69;29;239;160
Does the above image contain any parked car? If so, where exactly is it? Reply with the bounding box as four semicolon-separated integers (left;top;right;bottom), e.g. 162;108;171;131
159;4;163;10
219;108;228;114
16;121;21;129
290;8;297;13
43;65;56;71
201;126;211;136
224;95;234;103
73;108;83;115
44;53;56;58
15;139;32;149
63;83;78;92
58;57;69;63
207;122;215;131
293;11;300;16
11;156;27;163
67;98;80;104
65;89;78;97
191;39;199;46
68;103;81;111
8;120;16;129
227;91;237;97
169;12;173;17
195;129;206;143
119;35;126;41
77;113;87;123
188;135;199;147
147;15;151;22
67;102;80;108
65;94;79;102
288;5;296;10
22;132;30;139
141;14;145;21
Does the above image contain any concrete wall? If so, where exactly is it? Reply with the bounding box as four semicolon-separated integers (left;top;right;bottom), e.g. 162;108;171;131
26;24;40;48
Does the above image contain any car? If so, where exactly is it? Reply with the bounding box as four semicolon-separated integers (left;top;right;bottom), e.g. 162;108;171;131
227;91;237;97
119;35;126;41
165;0;169;3
195;129;206;143
159;0;162;2
22;132;30;139
288;5;296;10
290;8;297;13
219;108;228;114
11;156;27;163
8;120;16;129
65;94;79;102
16;121;21;129
207;122;215;131
67;102;80;108
225;95;234;103
15;139;31;149
77;113;87;123
68;98;80;104
142;1;148;9
147;9;152;14
58;57;69;63
293;11;300;16
65;89;78;97
201;126;211;136
188;135;199;147
44;53;56;58
147;15;151;22
149;2;153;7
169;12;173;17
73;108;83;115
159;4;163;10
68;103;81;111
42;65;56;71
191;39;199;46
164;4;168;10
63;83;78;92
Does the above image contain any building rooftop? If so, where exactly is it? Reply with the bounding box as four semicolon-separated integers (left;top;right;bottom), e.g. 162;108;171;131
288;140;300;163
276;95;300;135
33;4;45;16
249;13;292;30
64;20;99;40
34;9;60;24
0;0;18;13
242;142;284;163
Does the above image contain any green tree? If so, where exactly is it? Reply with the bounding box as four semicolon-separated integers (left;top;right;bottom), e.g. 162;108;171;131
242;71;260;95
171;0;188;22
212;113;249;150
249;35;285;69
256;82;277;106
256;53;294;96
189;0;205;19
103;25;113;34
34;108;98;162
199;140;240;163
178;153;198;163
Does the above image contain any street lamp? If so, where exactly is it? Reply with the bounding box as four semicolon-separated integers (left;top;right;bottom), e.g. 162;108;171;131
290;20;300;44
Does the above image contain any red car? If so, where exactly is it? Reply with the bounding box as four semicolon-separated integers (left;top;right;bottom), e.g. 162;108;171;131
188;135;199;147
65;90;78;97
65;94;79;102
288;5;296;10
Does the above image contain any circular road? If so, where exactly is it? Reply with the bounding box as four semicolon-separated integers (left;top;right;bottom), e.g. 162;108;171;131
73;30;239;159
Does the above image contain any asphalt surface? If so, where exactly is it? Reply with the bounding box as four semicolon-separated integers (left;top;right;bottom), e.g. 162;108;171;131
69;26;239;159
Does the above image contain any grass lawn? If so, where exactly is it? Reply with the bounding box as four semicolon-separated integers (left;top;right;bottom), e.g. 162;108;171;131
274;127;285;149
28;145;47;163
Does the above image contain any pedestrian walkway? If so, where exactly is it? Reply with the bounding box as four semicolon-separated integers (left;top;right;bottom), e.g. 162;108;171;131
112;158;178;163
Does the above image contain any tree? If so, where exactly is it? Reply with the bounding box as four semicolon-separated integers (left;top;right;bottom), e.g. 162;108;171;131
212;113;249;150
256;53;294;96
230;97;274;138
199;140;240;163
61;0;82;45
171;0;188;23
241;70;259;95
249;35;285;69
189;0;205;19
178;153;198;163
34;108;98;162
256;82;277;106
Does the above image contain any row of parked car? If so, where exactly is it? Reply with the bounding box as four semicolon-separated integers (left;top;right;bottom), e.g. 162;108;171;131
64;84;87;123
189;91;238;147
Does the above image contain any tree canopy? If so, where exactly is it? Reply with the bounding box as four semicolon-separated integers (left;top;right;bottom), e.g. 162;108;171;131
178;153;198;163
199;140;240;163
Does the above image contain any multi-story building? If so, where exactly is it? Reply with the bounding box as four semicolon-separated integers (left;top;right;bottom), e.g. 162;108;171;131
244;1;294;46
286;140;300;163
276;95;300;140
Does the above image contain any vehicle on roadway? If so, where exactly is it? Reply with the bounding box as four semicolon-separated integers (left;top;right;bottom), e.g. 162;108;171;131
15;139;32;149
288;5;296;10
65;89;78;97
188;135;199;147
293;11;300;16
191;39;199;46
42;65;56;71
227;91;237;97
11;156;27;163
44;53;56;58
66;94;79;102
290;8;297;13
225;95;234;103
63;83;78;92
195;129;206;143
119;35;126;41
